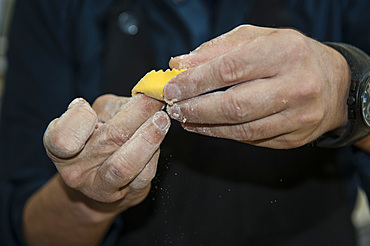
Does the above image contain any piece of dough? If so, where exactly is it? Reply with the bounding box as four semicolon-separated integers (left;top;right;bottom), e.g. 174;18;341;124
132;69;185;101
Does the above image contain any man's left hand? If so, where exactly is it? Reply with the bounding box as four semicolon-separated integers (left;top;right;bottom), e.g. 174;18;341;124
164;25;350;149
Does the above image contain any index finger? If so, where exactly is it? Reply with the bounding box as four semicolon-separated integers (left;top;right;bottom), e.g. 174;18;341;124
83;94;164;162
94;111;170;200
169;25;272;70
166;77;289;125
164;37;279;104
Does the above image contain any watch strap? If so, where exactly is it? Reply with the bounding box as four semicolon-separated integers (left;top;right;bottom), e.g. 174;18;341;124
318;42;370;148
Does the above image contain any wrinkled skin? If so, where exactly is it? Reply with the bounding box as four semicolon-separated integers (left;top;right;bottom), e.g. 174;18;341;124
164;25;350;149
24;94;170;246
43;94;170;216
24;24;355;246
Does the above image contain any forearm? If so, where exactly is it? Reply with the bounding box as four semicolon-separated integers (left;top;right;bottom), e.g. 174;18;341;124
23;174;115;246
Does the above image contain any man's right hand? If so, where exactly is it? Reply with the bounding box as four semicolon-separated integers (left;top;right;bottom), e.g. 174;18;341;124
43;94;170;218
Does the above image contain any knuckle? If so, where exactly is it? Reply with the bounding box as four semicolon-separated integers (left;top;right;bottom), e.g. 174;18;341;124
234;124;254;141
61;167;82;189
299;109;324;127
295;77;323;101
252;123;271;140
218;55;244;84
105;125;130;147
270;29;310;63
107;149;143;178
128;156;158;191
102;163;132;191
108;164;126;180
93;94;112;107
107;156;135;182
219;95;246;122
232;24;252;34
285;30;310;59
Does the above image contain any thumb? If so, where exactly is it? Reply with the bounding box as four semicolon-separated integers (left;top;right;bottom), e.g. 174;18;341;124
44;98;98;159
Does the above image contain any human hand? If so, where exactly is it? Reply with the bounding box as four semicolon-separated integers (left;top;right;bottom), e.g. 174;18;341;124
164;25;351;149
43;94;170;219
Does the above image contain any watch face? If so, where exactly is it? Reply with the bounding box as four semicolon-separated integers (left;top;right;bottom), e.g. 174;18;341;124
362;78;370;126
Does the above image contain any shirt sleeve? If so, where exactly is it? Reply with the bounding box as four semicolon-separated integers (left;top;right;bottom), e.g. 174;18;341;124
0;0;119;245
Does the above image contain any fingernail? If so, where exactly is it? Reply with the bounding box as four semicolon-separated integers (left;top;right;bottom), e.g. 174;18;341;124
182;124;195;132
153;112;169;131
164;83;181;104
68;98;87;109
170;54;189;70
167;104;184;122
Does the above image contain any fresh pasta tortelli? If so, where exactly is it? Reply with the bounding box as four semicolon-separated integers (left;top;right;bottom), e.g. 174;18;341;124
132;69;185;101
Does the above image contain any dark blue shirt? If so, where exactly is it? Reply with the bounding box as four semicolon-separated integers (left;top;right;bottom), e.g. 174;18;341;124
1;0;369;245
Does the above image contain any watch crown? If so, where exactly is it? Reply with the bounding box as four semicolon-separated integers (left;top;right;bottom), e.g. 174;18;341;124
347;96;356;106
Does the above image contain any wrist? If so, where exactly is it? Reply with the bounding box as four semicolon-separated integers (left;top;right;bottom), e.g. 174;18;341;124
56;174;121;225
23;174;117;246
318;43;370;148
329;45;351;130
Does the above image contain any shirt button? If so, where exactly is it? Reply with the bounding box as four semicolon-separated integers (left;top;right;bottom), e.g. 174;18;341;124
117;11;139;36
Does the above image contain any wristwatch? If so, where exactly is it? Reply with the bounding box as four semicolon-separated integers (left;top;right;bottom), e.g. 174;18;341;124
318;43;370;148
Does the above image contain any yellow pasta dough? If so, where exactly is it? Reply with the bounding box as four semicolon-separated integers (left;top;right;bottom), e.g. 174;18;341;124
132;69;185;101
